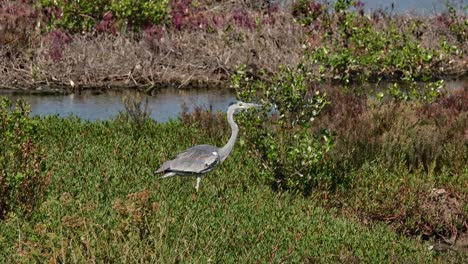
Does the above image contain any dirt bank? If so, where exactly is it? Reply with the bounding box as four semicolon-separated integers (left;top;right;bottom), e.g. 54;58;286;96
1;1;467;91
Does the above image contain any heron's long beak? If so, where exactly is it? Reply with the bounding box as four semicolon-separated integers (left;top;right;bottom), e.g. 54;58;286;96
244;102;262;109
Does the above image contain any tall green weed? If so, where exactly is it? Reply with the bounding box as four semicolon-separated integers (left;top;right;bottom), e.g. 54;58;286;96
118;94;152;132
0;97;48;220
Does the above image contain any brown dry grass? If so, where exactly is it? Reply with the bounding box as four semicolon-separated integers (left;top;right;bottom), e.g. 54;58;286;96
0;1;466;90
309;88;468;247
0;6;303;91
315;87;468;175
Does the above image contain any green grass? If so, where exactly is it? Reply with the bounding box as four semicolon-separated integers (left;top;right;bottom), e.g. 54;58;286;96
0;116;440;263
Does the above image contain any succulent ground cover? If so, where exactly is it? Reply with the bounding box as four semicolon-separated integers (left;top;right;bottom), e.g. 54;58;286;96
0;94;466;262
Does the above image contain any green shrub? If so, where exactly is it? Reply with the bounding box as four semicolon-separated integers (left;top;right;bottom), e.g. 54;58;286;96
111;0;168;28
443;0;467;43
232;64;333;194
291;0;327;27
41;0;109;33
307;16;441;84
40;0;169;33
0;97;48;220
294;0;449;84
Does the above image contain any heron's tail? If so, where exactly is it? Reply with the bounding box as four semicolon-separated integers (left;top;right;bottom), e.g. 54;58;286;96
159;172;176;179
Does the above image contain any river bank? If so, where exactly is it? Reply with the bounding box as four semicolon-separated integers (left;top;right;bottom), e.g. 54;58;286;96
1;1;466;91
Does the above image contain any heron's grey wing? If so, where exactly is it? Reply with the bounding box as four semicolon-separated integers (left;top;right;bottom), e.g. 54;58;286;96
156;145;220;174
155;159;173;174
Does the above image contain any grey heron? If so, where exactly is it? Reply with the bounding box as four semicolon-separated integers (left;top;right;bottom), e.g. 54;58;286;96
155;101;261;191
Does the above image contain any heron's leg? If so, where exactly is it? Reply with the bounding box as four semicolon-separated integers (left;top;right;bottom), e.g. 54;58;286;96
195;176;201;192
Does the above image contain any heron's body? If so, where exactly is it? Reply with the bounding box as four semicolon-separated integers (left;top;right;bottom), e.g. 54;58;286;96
156;145;220;177
155;101;260;191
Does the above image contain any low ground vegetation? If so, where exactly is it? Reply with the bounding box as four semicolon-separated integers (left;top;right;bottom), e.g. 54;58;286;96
0;0;467;262
0;97;465;262
1;80;467;261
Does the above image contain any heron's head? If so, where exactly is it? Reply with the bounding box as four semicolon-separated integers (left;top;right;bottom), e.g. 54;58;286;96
228;101;261;112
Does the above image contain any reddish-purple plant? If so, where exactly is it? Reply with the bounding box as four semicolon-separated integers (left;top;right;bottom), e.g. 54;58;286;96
291;0;326;26
42;5;62;21
211;14;226;29
0;1;38;27
262;3;280;25
143;23;166;41
170;0;210;31
309;2;322;13
0;1;41;50
354;0;365;16
436;13;453;27
170;0;191;30
95;11;117;35
103;11;113;21
43;29;71;62
232;9;255;30
188;13;208;30
172;11;185;30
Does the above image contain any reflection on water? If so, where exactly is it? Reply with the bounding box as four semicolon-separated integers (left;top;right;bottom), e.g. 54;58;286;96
1;89;236;122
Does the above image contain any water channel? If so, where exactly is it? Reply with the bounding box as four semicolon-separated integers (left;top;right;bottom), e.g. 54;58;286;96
1;1;466;122
1;88;236;122
275;0;465;14
1;79;465;122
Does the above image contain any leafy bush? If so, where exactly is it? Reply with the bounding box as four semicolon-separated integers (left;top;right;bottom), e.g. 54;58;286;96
40;0;109;33
0;97;48;220
439;0;468;43
293;0;454;84
40;0;169;33
111;0;168;29
291;0;327;27
232;64;333;194
306;14;441;84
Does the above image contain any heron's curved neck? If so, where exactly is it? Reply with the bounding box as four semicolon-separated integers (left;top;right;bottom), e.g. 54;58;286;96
219;108;238;163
